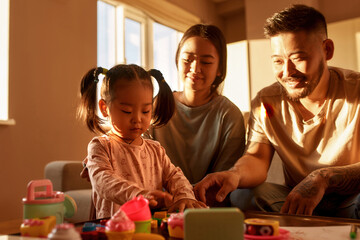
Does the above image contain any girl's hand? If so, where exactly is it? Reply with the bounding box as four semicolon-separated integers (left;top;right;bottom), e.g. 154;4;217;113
168;199;208;213
143;190;174;209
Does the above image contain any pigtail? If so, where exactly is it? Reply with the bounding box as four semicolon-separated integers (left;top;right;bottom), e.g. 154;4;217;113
149;69;175;127
77;67;107;134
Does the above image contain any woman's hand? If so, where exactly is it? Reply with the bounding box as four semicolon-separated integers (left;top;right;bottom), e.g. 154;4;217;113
168;199;208;213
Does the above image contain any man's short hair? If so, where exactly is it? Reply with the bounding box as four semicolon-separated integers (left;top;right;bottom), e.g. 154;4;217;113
264;4;328;38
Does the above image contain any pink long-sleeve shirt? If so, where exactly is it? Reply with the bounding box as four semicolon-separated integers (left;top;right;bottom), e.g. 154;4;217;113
85;134;196;218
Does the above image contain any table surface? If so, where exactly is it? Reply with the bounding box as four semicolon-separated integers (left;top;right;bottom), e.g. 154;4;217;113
1;210;360;239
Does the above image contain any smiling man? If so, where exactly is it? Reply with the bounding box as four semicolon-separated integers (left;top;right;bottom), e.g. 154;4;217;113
194;4;360;218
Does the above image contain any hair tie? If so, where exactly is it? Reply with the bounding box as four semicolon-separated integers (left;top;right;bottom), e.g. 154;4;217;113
149;69;165;83
93;67;109;83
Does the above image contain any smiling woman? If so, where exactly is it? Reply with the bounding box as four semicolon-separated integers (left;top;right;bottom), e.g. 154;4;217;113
147;24;246;192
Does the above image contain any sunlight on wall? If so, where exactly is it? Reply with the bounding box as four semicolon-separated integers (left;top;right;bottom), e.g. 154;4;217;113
0;0;9;120
328;17;360;71
223;41;250;112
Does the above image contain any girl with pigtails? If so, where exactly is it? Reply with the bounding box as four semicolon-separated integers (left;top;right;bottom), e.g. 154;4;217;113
78;64;206;219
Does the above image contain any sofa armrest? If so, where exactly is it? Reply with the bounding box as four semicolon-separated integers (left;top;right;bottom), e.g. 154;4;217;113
44;160;91;192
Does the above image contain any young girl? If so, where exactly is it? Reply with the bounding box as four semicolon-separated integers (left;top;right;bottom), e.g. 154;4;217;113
78;64;206;218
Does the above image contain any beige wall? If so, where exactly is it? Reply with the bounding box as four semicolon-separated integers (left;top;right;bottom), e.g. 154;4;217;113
245;0;360;40
168;0;247;43
327;17;360;71
0;0;97;221
245;0;320;40
168;0;224;28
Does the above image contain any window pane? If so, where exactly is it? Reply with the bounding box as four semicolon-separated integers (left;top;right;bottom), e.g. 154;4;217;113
97;1;116;68
125;18;141;65
0;0;9;120
153;22;182;91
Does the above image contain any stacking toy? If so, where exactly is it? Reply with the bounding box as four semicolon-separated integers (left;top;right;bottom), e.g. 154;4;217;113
47;223;82;240
168;212;184;238
22;179;77;224
20;215;56;238
120;195;151;233
105;209;135;240
244;218;279;236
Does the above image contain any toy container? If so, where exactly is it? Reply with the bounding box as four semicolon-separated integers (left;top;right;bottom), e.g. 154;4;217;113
22;179;77;224
47;223;82;240
167;213;184;238
120;195;151;233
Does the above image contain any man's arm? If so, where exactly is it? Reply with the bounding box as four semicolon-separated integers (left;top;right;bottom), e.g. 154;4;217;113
320;163;360;194
194;142;274;204
281;163;360;215
231;142;274;188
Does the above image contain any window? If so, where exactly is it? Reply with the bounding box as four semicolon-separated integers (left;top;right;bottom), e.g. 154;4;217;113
124;18;142;66
97;1;116;68
97;1;183;91
153;22;183;91
0;0;14;125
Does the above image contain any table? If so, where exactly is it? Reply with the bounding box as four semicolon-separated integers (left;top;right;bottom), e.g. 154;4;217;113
1;210;360;239
244;210;360;227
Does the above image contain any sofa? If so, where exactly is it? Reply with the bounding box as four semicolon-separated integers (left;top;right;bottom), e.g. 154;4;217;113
44;160;92;223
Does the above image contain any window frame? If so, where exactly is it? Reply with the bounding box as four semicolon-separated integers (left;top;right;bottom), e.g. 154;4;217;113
0;0;15;125
97;0;183;71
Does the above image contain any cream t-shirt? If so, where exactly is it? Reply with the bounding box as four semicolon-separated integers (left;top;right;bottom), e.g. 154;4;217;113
248;67;360;187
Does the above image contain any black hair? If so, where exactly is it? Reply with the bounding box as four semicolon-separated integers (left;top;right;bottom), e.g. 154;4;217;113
77;64;175;134
264;4;328;38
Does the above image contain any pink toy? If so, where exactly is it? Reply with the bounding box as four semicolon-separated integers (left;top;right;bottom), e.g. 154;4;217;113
105;209;135;240
120;195;152;233
167;212;184;239
244;228;290;240
120;195;151;221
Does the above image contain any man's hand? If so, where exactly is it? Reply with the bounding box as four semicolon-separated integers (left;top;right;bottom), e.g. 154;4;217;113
281;170;327;215
194;170;240;204
168;199;208;213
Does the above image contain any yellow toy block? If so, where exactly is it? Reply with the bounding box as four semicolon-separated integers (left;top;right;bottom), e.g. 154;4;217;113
20;215;56;238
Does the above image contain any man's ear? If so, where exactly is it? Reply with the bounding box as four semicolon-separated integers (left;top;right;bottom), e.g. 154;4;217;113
323;39;334;60
99;99;108;117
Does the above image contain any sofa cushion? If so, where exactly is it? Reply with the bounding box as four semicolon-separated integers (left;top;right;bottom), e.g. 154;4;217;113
65;189;92;223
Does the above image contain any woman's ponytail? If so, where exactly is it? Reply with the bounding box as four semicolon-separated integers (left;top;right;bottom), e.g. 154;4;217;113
78;67;107;134
149;69;175;127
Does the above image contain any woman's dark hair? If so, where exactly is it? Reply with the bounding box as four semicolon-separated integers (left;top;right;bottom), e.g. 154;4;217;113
264;4;328;38
175;24;227;94
77;64;175;134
